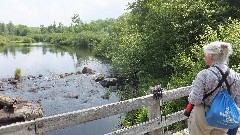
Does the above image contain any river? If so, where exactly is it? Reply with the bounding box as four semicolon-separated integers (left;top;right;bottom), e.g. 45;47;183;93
0;43;120;135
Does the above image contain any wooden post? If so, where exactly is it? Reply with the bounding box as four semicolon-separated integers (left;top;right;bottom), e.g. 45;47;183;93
148;85;163;135
148;97;162;135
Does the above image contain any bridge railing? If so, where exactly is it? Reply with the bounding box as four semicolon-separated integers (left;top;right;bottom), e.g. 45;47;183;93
0;85;192;135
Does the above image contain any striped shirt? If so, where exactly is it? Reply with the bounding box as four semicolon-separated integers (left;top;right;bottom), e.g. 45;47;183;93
188;64;240;107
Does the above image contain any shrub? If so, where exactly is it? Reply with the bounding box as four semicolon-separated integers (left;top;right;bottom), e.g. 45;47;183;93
14;68;22;80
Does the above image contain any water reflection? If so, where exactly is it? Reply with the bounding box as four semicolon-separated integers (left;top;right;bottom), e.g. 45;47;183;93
0;43;119;135
0;44;112;78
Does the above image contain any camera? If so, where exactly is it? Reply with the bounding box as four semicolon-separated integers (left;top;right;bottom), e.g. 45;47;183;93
184;103;194;117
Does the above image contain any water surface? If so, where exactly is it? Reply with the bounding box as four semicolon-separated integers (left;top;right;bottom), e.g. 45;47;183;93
0;44;120;135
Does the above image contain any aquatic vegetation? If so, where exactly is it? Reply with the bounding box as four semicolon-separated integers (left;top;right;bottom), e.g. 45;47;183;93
14;68;22;80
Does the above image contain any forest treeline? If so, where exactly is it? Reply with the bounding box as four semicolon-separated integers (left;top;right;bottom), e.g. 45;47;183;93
1;0;240;132
0;14;112;48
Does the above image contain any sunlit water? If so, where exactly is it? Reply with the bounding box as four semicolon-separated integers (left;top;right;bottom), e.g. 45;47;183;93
0;44;110;78
0;44;120;135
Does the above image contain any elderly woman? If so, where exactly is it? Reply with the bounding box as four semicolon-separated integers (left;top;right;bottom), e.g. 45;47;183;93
188;41;240;135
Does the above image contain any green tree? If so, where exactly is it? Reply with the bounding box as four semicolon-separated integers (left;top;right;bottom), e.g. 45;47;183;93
98;0;240;80
6;21;15;35
57;22;65;33
0;22;6;35
94;0;240;130
47;21;57;33
40;25;47;34
71;14;82;26
15;24;31;36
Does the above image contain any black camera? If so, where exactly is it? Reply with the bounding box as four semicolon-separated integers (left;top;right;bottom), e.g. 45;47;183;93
183;103;194;117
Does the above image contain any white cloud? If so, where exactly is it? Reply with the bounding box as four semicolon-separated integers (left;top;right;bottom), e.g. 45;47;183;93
0;0;135;27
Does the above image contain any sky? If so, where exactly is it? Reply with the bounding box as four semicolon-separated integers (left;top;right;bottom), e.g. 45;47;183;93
0;0;135;27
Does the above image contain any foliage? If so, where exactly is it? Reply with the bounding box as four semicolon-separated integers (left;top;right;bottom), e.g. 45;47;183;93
120;107;148;128
103;88;112;99
96;0;240;81
40;31;105;49
169;19;240;89
71;14;83;26
94;13;144;78
15;24;32;36
197;19;240;71
0;16;114;50
6;35;35;44
135;0;239;78
162;18;240;131
0;22;7;35
14;68;22;80
2;1;240;132
94;0;240;132
0;35;7;45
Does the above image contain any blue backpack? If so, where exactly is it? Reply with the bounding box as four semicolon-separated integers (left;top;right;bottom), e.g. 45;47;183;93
203;66;240;129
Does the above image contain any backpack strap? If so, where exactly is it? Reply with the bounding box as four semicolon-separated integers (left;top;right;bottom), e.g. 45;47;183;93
214;66;231;91
203;66;230;100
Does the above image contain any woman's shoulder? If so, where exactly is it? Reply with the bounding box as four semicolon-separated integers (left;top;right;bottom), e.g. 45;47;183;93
196;66;223;80
196;68;213;77
195;65;239;80
230;69;240;80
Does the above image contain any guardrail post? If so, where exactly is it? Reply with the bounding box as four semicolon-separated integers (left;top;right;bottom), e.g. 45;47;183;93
148;85;162;135
148;99;162;135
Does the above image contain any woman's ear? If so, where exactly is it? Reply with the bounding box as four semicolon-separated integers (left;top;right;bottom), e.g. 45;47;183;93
210;55;216;64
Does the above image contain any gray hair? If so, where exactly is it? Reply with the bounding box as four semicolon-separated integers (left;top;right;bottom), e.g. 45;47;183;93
203;41;233;64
